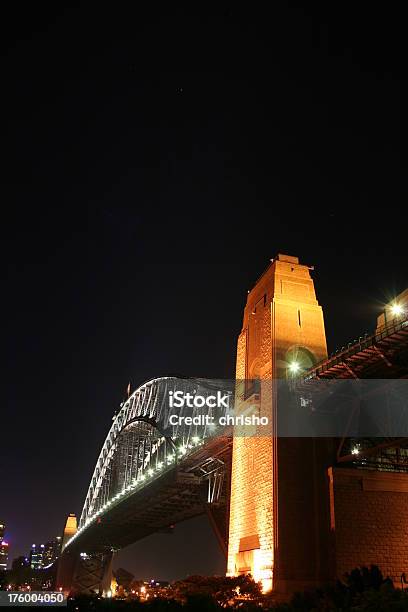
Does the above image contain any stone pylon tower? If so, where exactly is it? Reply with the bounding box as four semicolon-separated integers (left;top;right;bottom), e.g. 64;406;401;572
61;514;77;550
227;254;330;594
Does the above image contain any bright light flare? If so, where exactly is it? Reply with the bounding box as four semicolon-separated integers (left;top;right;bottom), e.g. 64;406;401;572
288;361;300;374
391;303;404;316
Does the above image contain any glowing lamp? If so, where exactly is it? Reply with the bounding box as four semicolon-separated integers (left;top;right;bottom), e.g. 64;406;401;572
391;303;404;316
288;361;300;374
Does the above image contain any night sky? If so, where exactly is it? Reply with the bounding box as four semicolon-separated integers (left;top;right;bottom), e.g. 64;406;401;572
3;5;407;579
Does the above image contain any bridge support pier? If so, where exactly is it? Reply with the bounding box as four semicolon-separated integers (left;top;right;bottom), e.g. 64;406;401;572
56;550;114;596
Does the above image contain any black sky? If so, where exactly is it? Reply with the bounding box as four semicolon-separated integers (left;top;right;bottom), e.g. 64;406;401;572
3;5;407;579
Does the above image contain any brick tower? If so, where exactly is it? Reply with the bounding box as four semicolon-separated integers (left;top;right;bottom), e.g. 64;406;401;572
227;254;330;594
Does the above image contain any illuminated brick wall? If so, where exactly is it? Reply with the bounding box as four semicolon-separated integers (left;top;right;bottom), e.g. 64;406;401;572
227;328;275;590
330;468;408;582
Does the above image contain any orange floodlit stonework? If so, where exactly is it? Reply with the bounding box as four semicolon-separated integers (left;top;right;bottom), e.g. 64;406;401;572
227;254;328;593
61;514;77;550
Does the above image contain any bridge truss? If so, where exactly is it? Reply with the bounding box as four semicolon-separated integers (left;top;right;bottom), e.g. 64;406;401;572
64;377;233;554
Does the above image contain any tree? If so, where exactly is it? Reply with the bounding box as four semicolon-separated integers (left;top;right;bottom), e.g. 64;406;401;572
172;574;262;608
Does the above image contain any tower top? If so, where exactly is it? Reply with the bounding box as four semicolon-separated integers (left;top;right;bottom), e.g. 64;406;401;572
274;254;299;264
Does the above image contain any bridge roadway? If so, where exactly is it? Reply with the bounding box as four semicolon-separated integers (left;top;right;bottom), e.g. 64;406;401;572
304;316;408;380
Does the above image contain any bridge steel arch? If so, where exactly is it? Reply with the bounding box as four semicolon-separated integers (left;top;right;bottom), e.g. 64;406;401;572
63;377;233;559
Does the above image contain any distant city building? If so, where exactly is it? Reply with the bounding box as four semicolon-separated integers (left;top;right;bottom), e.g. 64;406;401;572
0;541;8;571
0;522;9;571
29;544;45;570
43;536;62;567
28;535;62;570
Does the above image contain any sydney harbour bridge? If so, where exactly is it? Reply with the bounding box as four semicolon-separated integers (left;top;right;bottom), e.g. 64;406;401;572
55;255;408;596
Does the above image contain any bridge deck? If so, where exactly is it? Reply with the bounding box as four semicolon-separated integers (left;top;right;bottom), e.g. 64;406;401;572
304;318;408;380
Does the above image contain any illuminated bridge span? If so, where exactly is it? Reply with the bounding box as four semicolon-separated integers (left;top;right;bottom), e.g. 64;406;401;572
63;377;233;559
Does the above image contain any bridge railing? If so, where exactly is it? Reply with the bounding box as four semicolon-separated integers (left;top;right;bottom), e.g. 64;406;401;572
303;316;408;380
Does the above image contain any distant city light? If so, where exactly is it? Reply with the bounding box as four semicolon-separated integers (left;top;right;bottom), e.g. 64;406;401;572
351;446;360;455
